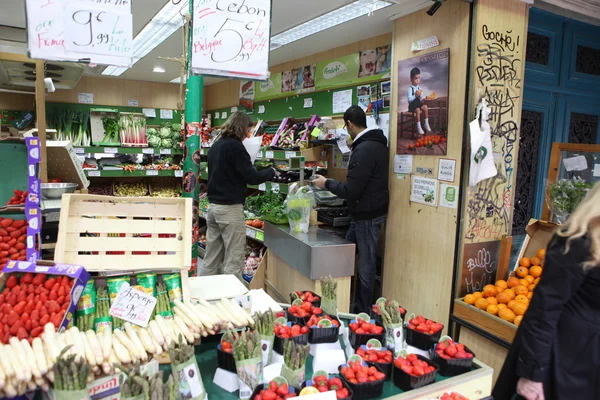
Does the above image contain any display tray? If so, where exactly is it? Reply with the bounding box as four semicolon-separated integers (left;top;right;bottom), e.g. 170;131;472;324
453;299;517;344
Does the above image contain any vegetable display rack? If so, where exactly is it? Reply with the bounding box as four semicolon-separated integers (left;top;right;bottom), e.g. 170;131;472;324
53;194;193;302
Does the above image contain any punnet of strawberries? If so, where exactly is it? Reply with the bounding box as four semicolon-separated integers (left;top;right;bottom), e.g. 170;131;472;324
311;375;350;399
287;301;322;318
407;315;443;335
440;392;470;400
394;353;436;377
5;190;28;206
221;340;233;354
435;339;474;360
0;273;72;343
348;319;384;335
274;323;309;338
254;381;297;400
293;291;320;303
356;346;393;364
306;314;339;328
340;361;386;384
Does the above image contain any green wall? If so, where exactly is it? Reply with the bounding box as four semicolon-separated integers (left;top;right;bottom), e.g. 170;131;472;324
46;103;182;126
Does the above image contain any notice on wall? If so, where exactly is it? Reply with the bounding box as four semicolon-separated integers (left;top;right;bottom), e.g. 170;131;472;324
142;108;157;118
160;109;173;120
438;158;456;182
594;164;600;177
109;282;157;328
439;184;459;209
258;105;265;114
231;107;238;113
190;0;271;80
394;155;412;174
411;36;440;52
26;0;133;67
410;176;438;206
304;98;313;108
562;155;588;172
460;241;500;296
78;93;94;104
128;99;139;107
332;89;353;114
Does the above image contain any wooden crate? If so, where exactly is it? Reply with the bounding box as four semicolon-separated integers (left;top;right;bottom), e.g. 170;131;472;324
54;194;193;301
453;299;517;343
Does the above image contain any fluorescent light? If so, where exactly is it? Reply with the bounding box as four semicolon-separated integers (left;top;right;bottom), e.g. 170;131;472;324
271;0;393;47
103;1;188;76
153;66;166;73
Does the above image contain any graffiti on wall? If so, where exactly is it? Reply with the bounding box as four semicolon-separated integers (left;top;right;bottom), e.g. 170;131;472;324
465;25;523;242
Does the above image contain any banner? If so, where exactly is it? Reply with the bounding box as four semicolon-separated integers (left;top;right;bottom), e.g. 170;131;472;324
239;81;256;112
255;72;282;101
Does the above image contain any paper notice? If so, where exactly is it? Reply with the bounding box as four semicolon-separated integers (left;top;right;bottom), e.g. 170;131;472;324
562;155;588;172
332;89;352;114
258;105;265;114
336;133;351;154
304;98;313;108
394;155;412;174
439;184;459;209
78;93;94;104
128;99;138;107
142;108;156;118
160;109;173;120
594;164;600;177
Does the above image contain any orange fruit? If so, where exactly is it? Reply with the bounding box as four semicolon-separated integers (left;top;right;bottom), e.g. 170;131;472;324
473;291;483;299
530;256;541;266
513;285;528;296
534;277;540;284
507;300;516;310
528;284;535;292
529;266;543;278
519;279;529;287
515;294;529;303
499;308;516;323
495;280;508;291
504;288;516;300
527;292;533;300
464;294;476;305
507;277;521;288
496;292;510;304
475;298;489;310
497;303;507;309
514;315;523;326
483;285;498;298
516;267;529;278
524;275;535;284
512;302;528;316
537;249;546;260
519;257;531;267
486;304;499;315
487;296;498;305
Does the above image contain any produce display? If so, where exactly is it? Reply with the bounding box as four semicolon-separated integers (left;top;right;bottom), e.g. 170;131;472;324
246;219;265;230
100;115;121;144
49;108;92;146
52;345;90;393
4;190;27;206
310;375;350;399
463;248;545;326
434;339;474;360
406;315;443;336
393;354;436;377
274;323;309;339
119;114;148;147
113;182;149;197
287;301;322;319
0;217;28;266
275;123;309;149
120;367;177;400
305;315;339;328
355;347;393;365
245;190;287;224
348;320;384;335
440;393;470;400
260;134;275;147
254;380;297;400
147;122;183;151
371;302;405;319
340;361;386;384
292;291;320;304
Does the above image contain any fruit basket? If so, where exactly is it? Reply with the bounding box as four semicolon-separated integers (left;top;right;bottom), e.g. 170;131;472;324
287;300;323;326
405;315;443;350
393;354;439;392
339;361;386;399
251;381;297;400
273;322;309;354
356;346;393;380
430;339;475;376
306;315;340;344
301;375;353;400
290;290;321;307
348;319;385;348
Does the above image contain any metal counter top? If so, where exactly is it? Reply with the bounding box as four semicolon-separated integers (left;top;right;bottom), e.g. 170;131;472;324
264;222;355;280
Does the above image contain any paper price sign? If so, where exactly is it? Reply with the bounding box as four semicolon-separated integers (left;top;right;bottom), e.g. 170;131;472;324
190;0;272;80
146;170;158;176
246;228;256;238
109;282;157;327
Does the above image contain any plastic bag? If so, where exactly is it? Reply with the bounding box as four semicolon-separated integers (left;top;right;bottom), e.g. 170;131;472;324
545;178;593;224
468;118;497;187
285;186;314;233
243;136;262;164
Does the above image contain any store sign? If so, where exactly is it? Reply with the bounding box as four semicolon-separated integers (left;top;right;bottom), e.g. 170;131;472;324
255;73;282;101
109;282;157;328
25;0;133;67
460;241;500;296
190;0;271;80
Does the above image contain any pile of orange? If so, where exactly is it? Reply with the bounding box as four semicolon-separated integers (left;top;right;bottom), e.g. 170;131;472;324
464;248;545;327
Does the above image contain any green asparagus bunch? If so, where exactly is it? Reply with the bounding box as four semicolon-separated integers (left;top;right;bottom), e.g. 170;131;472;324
156;281;173;317
283;340;310;370
253;310;276;336
320;276;337;299
168;334;195;365
120;367;178;400
232;330;262;362
380;300;403;326
53;346;90;391
95;286;113;331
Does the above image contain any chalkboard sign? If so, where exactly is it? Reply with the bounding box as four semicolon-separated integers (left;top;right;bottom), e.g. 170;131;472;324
25;0;133;67
191;0;271;80
460;240;500;296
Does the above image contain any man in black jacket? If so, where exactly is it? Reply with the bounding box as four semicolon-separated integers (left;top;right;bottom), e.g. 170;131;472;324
313;106;389;314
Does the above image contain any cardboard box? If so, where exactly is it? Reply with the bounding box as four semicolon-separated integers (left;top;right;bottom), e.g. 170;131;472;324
1;260;90;332
512;219;559;273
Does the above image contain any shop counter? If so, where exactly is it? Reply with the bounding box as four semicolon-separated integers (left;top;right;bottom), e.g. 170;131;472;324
264;223;355;312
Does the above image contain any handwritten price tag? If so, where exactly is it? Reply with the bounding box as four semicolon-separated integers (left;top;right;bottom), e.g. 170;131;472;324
142;148;155;155
74;147;85;154
246;228;256;238
88;170;101;177
146;170;158;176
109;282;156;328
174;170;183;178
104;147;118;154
160;149;171;155
256;152;263;159
271;183;280;192
258;183;266;191
265;151;274;159
255;230;264;242
285;151;296;159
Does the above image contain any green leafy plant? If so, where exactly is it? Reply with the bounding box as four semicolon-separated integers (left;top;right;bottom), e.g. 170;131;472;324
548;179;593;222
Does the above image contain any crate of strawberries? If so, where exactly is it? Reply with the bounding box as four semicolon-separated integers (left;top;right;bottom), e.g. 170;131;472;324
0;217;28;267
347;314;384;348
273;322;309;354
355;341;393;379
338;358;386;399
430;337;475;376
5;190;28;207
306;314;340;344
405;314;444;350
0;260;90;343
393;353;439;392
290;290;321;307
302;372;352;400
286;299;322;326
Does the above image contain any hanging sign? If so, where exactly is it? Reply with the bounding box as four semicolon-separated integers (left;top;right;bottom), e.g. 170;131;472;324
25;0;134;67
190;0;271;80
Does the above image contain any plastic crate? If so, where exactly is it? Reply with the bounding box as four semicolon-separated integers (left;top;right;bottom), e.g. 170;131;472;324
392;355;439;392
430;344;476;376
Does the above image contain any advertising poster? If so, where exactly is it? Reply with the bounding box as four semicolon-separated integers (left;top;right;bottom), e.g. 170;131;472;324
255;72;282;101
410;176;438;206
239;81;255;112
281;64;316;94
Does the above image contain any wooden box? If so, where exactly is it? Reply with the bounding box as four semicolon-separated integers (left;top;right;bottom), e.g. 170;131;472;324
53;194;193;301
512;219;558;273
453;299;517;343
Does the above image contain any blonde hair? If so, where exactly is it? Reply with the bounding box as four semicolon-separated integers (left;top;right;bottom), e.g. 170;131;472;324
221;111;253;141
557;182;600;270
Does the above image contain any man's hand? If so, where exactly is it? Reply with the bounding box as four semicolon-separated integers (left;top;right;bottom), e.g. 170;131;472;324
312;174;327;189
517;378;545;400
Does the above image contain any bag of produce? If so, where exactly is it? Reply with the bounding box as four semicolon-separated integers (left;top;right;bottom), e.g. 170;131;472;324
94;286;112;333
254;310;276;366
320;276;338;316
107;276;130;329
52;347;91;400
281;340;310;389
163;273;183;307
76;280;96;332
120;368;178;400
156;280;174;319
285;186;314;233
233;330;264;400
379;299;404;354
169;335;207;400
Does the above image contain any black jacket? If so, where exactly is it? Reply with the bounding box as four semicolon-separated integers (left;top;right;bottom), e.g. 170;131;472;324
325;129;389;220
493;234;600;400
207;136;274;205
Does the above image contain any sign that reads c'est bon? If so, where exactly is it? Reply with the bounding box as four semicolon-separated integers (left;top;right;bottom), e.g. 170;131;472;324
25;0;133;67
191;0;272;80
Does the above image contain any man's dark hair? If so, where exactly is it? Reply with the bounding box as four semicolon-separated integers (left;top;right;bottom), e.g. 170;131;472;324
410;67;421;79
344;106;367;129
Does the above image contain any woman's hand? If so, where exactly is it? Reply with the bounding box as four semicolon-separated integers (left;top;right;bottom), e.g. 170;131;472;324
517;378;545;400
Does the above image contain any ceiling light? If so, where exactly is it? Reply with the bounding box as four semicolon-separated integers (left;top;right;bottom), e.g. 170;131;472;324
153;67;166;73
271;0;393;48
103;1;188;76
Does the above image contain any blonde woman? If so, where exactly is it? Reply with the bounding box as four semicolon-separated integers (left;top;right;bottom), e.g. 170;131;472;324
200;111;275;283
493;182;600;400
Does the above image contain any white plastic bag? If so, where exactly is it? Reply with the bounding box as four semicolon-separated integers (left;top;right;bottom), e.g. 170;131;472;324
468;106;497;186
285;186;314;233
242;136;262;164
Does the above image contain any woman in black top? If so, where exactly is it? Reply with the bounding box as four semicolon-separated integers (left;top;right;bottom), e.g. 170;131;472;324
493;183;600;400
200;111;274;283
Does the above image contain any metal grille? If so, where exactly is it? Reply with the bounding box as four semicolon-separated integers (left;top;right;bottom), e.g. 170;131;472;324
575;45;600;76
568;112;597;144
526;32;550;65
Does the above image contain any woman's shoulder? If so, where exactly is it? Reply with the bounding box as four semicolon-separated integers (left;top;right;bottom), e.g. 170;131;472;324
548;233;592;263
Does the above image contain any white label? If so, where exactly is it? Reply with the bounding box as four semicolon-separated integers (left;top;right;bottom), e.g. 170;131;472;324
160;109;173;120
146;170;158;176
261;339;271;367
128;99;138;107
88;170;101;177
285;151;295;159
78;93;94;104
410;176;438;206
221;112;227;120
258;105;265;114
563;155;588;172
231;107;238;113
439;184;459;209
142;148;154;155
142;108;156;118
200;148;205;155
215;112;220;119
304;98;313;108
438;158;456;182
74;147;84;154
109;282;157;328
258;183;266;191
271;183;280;192
411;35;440;51
265;151;274;159
332;89;352;114
394;155;413;174
104;147;118;154
160;149;172;155
594;164;600;177
256;152;263;159
246;228;256;238
175;170;183;178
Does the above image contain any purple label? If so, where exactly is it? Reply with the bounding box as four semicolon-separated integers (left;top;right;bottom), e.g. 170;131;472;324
24;137;41;261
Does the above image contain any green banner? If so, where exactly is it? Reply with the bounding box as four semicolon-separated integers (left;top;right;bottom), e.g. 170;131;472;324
255;72;282;101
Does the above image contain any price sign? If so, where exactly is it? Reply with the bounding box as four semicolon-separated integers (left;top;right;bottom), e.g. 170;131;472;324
88;170;101;177
74;147;84;154
190;0;272;80
146;170;159;176
174;170;183;178
285;151;296;159
256;152;263;159
109;282;157;328
258;183;266;191
104;147;118;154
271;183;280;192
246;228;256;239
160;149;172;155
265;151;274;159
255;230;264;241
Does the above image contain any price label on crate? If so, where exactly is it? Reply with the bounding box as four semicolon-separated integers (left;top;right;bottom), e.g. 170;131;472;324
265;151;274;159
271;183;280;192
255;231;264;241
74;147;84;154
146;170;158;176
258;183;266;191
174;170;183;178
160;149;171;155
246;228;256;239
109;282;156;328
285;151;296;159
88;170;101;177
104;147;118;154
142;148;154;155
256;152;263;159
200;148;205;155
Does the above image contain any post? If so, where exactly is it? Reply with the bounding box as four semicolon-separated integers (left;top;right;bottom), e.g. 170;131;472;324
182;0;203;276
35;60;47;183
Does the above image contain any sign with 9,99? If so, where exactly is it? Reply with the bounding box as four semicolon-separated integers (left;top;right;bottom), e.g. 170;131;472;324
191;0;272;80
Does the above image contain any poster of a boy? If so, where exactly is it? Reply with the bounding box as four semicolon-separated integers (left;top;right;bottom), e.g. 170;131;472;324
407;67;431;135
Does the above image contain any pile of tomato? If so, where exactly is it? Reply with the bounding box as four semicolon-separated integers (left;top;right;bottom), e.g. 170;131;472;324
261;134;275;147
